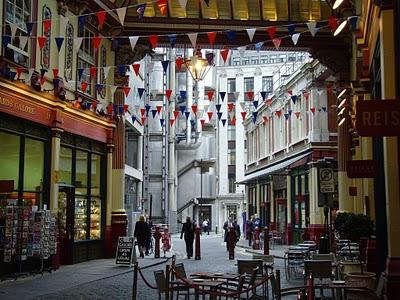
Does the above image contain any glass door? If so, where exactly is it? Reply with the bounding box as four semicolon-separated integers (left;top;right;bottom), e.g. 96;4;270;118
58;185;75;264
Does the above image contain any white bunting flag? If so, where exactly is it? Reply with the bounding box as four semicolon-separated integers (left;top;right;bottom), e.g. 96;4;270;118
204;104;209;112
317;89;324;95
10;23;18;39
307;21;318;37
193;91;199;99
19;35;28;50
291;33;300;45
178;0;188;9
187;33;198;48
28;68;34;81
233;92;240;101
74;37;83;52
103;66;111;79
237;46;246;57
239;102;246;111
116;7;127;26
129;36;139;51
110;85;118;96
246;28;256;42
59;15;68;33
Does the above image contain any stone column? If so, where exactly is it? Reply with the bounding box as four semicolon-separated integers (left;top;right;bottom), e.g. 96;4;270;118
286;175;292;244
104;143;114;257
49;128;63;212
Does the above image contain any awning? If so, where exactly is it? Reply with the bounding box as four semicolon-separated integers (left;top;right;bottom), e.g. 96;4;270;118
237;152;311;184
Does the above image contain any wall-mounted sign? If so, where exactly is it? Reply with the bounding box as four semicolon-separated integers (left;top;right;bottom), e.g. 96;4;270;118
356;100;400;136
319;168;335;193
347;160;377;178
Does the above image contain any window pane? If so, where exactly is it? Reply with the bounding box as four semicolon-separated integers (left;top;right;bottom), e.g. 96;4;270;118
91;154;101;196
24;138;44;191
59;147;72;184
90;197;101;239
76;150;88;194
75;196;87;240
0;132;20;189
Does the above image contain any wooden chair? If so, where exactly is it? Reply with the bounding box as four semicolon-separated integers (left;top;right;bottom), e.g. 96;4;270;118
154;269;189;300
218;274;247;300
269;270;306;300
284;251;305;281
303;260;335;298
237;259;264;277
252;254;274;273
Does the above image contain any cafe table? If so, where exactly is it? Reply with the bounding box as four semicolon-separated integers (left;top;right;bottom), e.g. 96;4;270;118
313;280;369;300
184;278;225;300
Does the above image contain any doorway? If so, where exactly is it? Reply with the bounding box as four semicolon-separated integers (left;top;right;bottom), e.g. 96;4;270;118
58;185;75;264
199;205;212;230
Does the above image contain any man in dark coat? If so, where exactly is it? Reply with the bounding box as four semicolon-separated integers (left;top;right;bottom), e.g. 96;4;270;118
223;217;234;251
180;216;195;259
134;215;150;258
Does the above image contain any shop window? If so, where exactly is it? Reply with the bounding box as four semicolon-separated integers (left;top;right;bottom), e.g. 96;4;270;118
5;0;31;29
244;77;254;92
23;138;44;191
91;154;101;196
90;197;101;239
0;132;20;188
294;201;306;229
227;78;236;93
65;22;74;81
59;147;72;184
75;196;87;240
75;150;88;193
41;6;51;69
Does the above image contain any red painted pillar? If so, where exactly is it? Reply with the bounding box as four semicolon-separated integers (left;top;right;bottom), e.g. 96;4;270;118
195;226;201;260
228;226;236;260
264;227;269;255
154;226;161;258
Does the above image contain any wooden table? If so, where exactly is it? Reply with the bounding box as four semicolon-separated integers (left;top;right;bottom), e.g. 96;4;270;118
313;281;369;300
191;272;240;281
186;279;224;300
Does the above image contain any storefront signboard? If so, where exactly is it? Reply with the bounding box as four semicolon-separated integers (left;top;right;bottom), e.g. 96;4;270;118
115;236;136;265
356;100;400;136
319;168;334;193
347;160;377;178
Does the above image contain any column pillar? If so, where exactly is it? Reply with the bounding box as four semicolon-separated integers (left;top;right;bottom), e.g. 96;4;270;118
286;175;292;244
338;114;353;212
105;144;114;257
380;9;400;297
49;128;63;212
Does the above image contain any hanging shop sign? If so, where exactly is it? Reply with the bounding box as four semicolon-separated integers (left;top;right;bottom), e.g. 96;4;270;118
346;160;377;178
115;236;135;265
355;100;400;136
319;168;335;193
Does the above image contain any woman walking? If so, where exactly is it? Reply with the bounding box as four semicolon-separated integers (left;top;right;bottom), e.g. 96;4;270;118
180;216;195;259
134;215;150;258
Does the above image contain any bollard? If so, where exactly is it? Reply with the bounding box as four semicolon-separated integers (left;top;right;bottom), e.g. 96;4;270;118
263;227;270;255
228;226;236;260
153;225;162;258
253;226;260;250
195;226;201;260
132;262;138;300
215;225;218;235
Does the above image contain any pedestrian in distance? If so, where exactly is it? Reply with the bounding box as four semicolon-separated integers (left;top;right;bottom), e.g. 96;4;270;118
202;219;209;235
223;217;234;251
134;215;150;258
180;216;195;259
145;216;153;255
246;216;254;247
233;220;241;245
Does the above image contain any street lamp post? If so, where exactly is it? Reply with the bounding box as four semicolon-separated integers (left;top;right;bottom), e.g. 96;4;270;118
200;159;203;224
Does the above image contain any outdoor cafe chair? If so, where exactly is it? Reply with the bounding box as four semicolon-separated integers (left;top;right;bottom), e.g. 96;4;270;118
303;260;335;298
252;254;274;273
237;259;264;278
284;250;305;281
154;269;190;300
217;274;246;300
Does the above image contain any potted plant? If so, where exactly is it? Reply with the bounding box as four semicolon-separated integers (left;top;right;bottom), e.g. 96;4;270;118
333;212;373;243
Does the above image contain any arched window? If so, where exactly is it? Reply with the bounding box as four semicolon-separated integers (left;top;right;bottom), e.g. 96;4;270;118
41;6;51;69
65;23;74;80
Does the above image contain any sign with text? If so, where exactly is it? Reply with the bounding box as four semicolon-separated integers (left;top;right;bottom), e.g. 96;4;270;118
115;236;135;265
347;160;377;178
319;168;335;193
356;100;400;136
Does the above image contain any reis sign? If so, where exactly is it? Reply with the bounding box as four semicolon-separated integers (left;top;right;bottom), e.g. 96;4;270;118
356;100;400;136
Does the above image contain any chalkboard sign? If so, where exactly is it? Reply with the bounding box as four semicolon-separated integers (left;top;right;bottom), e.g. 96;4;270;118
115;236;135;265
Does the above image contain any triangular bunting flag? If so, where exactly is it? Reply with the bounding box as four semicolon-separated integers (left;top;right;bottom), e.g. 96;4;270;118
132;116;137;124
136;3;146;19
287;90;293;96
180;90;187;100
169;119;175;126
96;11;107;29
78;15;87;30
157;0;168;15
156;105;162;114
276;110;282;118
284;113;290;120
207;111;213;120
246;28;256;42
263;116;269;124
110;85;118;96
252;112;258;123
307;21;318;37
148;35;158;49
219;92;226;102
55;37;64;51
272;38;281;50
226;31;236;43
168;34;177;48
227;103;234;111
207;91;214;101
231;117;236;126
184;111;190;119
26;22;34;36
253;101;259;109
81;82;88;93
220;49;229;63
200;119;206;127
77;68;84;80
176;57;184;71
145;104;151;116
132;64;140;76
103;66;111;79
239;102;246;111
40;68;47;78
179;105;186;115
43;19;51;33
173;111;180;119
255;42;264;51
19;35;28;50
295;112;301;119
288;109;292;115
217;112;223;120
245;91;254;101
178;0;188;9
2;35;11;48
165;89;172;101
52;68;59;78
118;65;126;76
138;88;145;98
291;95;297;104
304;92;310;101
129;36;139;51
95;84;104;94
123;87;131;97
10;23;18;39
238;46;246;57
187;33;198;48
116;7;127;25
221;119;227;126
267;26;276;39
207;32;217;46
328;16;338;32
89;66;96;79
161;60;170;73
74;37;83;52
140;108;146;116
124;104;129;112
141;117;146;124
241;111;247;120
37;36;47;50
349;16;359;30
291;33;300;45
160;119;165;126
215;104;222;112
16;67;24;79
233;92;240;101
260;91;267;101
321;106;327;112
191;104;198;113
151;109;157;118
288;24;295;36
310;107;316;114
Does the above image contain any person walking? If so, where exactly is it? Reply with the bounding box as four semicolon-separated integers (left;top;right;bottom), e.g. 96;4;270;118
145;217;153;255
246;216;254;247
233;220;241;245
223;217;233;251
134;215;150;258
202;219;209;235
180;216;195;259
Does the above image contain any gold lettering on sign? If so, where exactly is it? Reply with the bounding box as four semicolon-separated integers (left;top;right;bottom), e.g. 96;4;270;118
0;95;36;115
362;111;400;127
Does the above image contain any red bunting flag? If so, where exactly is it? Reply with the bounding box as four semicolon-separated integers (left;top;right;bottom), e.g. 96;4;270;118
132;64;140;76
165;89;172;101
123;87;131;97
169;119;175;126
148;35;159;49
141;116;146;124
200;119;206;127
81;82;88;93
287;90;293;96
107;104;113;114
207;32;217;46
124;104;129;112
191;104;198;113
275;110;282;118
40;76;46;85
176;57;184;71
328;16;338;32
310;107;316;114
231;117;236;126
92;36;102;50
140;108;146;116
207;91;214;101
92;101;98;110
295;112;301;119
241;111;247;120
262;116;269;124
37;36;47;49
157;0;168;15
245;91;254;101
52;68;59;78
220;49;229;63
303;92;310;101
207;111;213;120
96;11;107;29
265;99;273;106
267;26;276;39
173;111;180;119
272;38;281;50
227;103;234;111
156;105;162;114
90;67;97;80
43;19;51;33
16;67;24;78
